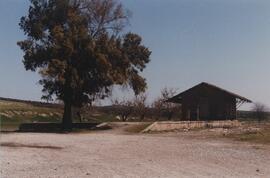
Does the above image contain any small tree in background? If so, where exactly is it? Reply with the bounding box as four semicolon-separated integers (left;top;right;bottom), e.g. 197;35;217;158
160;87;181;120
152;97;163;120
111;98;134;121
252;102;269;123
133;93;148;121
151;87;181;120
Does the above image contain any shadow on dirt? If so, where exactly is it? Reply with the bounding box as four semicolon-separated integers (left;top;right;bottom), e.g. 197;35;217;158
0;142;63;149
1;122;112;133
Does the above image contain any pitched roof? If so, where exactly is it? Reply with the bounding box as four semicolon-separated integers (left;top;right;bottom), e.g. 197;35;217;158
167;82;252;103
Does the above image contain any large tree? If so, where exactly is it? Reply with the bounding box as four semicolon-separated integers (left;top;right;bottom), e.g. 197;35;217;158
18;0;151;131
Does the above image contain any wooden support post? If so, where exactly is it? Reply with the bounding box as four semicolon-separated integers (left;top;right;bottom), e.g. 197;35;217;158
197;107;200;121
187;110;190;120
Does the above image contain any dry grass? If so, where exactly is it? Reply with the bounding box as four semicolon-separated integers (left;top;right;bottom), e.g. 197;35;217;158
226;128;270;144
0;100;63;131
124;123;152;133
221;121;270;144
0;100;61;113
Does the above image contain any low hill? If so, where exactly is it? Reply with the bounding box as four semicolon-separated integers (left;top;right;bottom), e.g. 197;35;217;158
0;97;63;131
0;97;124;131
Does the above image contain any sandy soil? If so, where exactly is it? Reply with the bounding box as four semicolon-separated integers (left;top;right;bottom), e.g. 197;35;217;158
1;125;270;178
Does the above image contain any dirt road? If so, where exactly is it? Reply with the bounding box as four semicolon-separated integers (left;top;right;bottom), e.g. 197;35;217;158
1;127;270;178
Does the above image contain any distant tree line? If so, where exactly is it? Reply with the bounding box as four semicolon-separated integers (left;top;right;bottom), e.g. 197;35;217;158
109;87;182;121
237;102;269;122
0;97;62;109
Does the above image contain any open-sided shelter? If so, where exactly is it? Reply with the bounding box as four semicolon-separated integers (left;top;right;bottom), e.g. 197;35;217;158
167;82;252;120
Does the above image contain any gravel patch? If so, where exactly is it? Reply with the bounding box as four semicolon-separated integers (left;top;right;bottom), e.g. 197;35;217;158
1;130;270;178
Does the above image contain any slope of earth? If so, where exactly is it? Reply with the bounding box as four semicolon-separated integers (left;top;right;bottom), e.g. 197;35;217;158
0;98;63;131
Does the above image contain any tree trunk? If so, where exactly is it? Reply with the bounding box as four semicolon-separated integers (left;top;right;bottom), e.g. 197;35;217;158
168;112;173;120
62;68;73;131
62;100;72;131
140;113;145;121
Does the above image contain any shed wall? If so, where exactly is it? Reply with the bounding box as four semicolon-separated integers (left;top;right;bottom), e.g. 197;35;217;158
181;85;236;120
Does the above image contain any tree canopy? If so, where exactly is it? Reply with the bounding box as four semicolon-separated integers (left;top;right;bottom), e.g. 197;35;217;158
18;0;151;130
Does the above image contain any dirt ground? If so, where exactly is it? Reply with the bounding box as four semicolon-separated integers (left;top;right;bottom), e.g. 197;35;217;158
1;124;270;178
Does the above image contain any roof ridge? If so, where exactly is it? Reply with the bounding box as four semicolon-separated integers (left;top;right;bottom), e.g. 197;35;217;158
168;82;252;103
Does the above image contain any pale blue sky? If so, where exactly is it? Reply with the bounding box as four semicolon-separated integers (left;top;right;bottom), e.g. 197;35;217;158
1;0;270;110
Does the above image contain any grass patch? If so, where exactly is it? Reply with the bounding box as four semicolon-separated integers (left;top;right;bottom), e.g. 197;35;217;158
0;115;21;131
0;114;62;131
31;115;61;122
226;129;270;144
124;123;152;133
89;114;117;122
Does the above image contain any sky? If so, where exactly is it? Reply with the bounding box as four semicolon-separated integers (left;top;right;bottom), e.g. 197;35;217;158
1;0;270;110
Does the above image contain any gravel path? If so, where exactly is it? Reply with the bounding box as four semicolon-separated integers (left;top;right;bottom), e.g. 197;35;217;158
1;129;270;178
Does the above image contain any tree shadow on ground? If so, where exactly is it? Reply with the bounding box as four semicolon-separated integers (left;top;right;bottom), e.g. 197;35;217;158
0;142;63;149
11;122;111;133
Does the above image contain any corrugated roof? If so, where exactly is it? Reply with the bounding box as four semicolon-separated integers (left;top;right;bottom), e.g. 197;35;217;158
167;82;252;103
